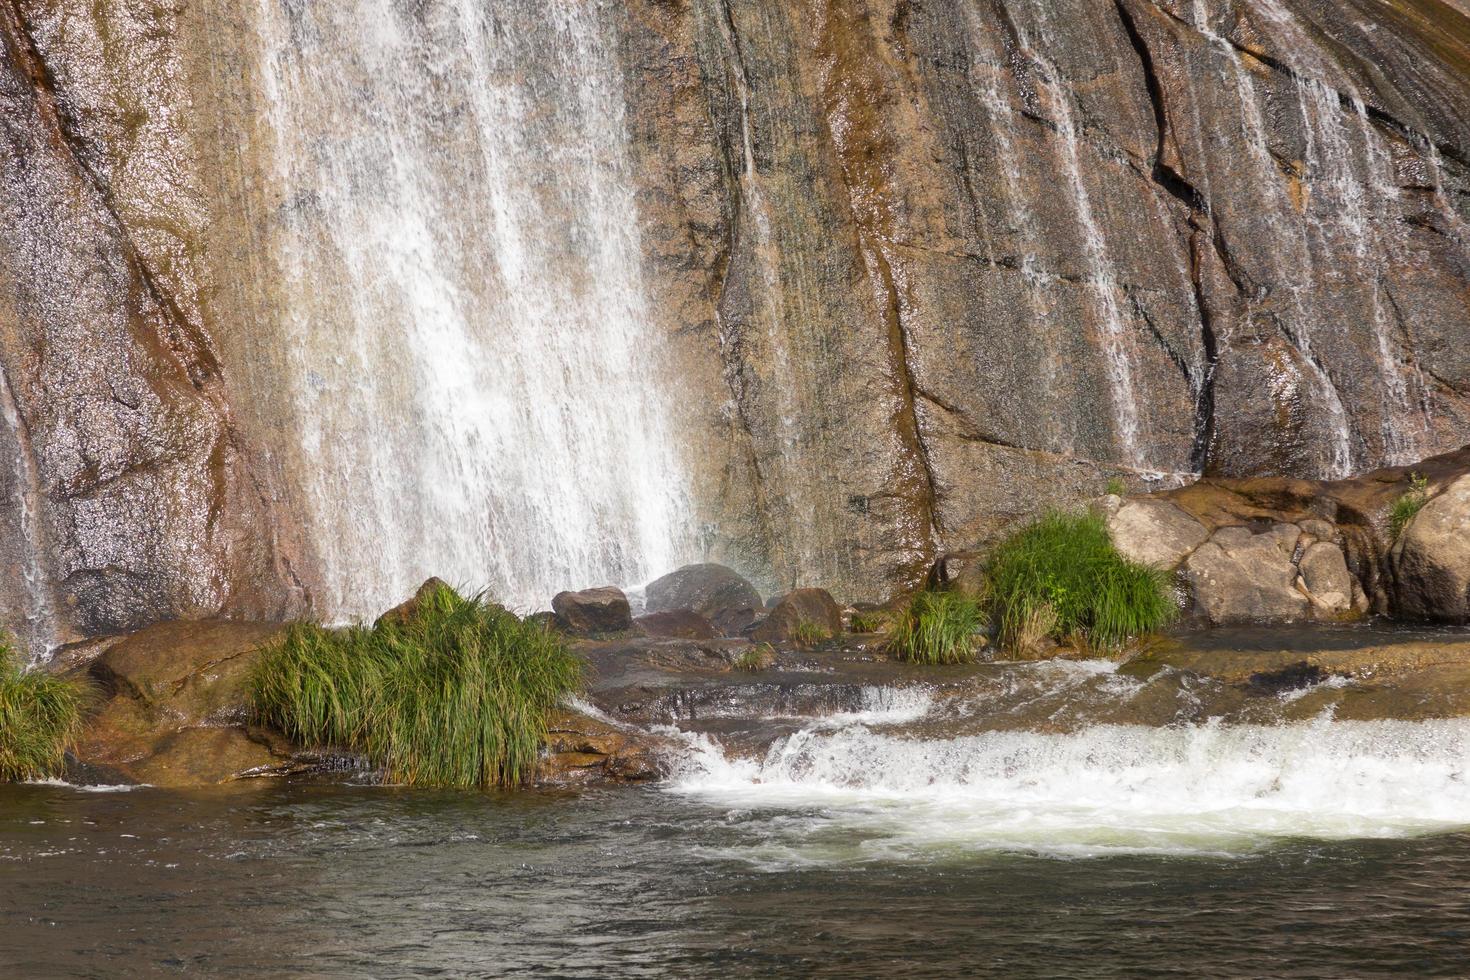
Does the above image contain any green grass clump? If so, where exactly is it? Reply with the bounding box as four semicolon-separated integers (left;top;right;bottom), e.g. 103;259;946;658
249;584;583;789
734;644;776;671
886;590;988;665
0;642;89;782
790;620;830;648
1389;471;1430;538
987;510;1177;654
1105;477;1128;497
848;610;889;634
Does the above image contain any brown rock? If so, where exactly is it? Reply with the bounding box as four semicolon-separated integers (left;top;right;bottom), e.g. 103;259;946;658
373;578;457;630
537;708;671;785
552;587;632;635
75;619;293;786
752;588;843;644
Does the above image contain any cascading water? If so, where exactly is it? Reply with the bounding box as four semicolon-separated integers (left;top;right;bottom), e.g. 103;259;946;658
1189;1;1356;477
252;0;694;617
0;371;54;664
667;695;1470;862
1247;0;1431;468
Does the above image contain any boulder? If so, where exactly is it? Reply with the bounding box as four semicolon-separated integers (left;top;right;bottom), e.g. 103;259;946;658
75;620;295;787
928;551;988;597
1107;499;1210;569
1392;474;1470;622
90;620;285;727
374;577;457;629
644;564;762;634
634;609;717;639
1183;524;1309;625
1297;541;1355;616
552;587;632;635
752;588;843;644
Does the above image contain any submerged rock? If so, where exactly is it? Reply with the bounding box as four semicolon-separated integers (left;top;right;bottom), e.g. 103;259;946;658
552;586;632;636
1392;474;1470;623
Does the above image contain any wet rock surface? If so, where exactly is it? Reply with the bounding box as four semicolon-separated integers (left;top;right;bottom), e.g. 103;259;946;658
751;588;843;643
552;587;633;636
645;564;764;636
3;0;1470;635
634;610;719;640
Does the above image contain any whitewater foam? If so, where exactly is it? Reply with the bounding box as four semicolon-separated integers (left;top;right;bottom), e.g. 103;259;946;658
666;712;1470;863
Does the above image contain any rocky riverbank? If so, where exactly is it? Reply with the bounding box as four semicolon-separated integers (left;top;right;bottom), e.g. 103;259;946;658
39;446;1470;789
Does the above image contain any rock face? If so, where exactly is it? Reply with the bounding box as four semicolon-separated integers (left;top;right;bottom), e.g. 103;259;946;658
752;588;844;644
552;587;633;636
2;0;1470;642
1393;474;1470;622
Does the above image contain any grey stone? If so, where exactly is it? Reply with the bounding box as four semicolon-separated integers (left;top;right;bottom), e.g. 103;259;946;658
1184;524;1309;625
1392;475;1470;622
1108;500;1211;569
1298;542;1355;616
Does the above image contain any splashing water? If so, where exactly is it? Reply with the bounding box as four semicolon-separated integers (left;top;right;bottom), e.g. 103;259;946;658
668;705;1470;862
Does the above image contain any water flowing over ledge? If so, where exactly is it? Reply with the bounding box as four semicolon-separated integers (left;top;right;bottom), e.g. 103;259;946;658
665;702;1470;862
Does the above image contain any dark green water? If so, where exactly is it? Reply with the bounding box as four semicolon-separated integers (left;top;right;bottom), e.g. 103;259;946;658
4;781;1470;978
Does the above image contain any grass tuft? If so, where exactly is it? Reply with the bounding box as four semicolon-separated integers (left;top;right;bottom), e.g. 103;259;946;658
0;641;89;782
886;590;988;665
1105;477;1128;497
847;610;889;634
987;510;1177;654
734;644;776;671
249;584;583;789
1389;471;1430;538
789;620;830;648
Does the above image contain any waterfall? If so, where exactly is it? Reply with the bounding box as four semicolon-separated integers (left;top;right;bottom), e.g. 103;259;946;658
1249;0;1430;469
0;369;54;664
1190;1;1356;477
252;0;693;617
